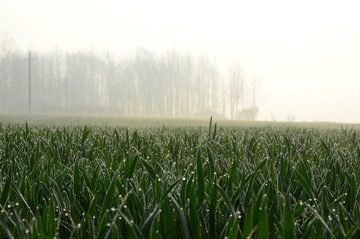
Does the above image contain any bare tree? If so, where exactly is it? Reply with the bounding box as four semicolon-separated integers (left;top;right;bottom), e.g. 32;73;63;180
228;62;245;119
0;32;16;111
53;49;67;110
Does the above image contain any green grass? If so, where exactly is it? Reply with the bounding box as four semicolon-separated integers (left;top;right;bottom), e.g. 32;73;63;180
0;116;360;238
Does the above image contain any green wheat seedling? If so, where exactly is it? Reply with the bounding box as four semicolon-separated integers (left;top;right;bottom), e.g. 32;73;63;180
0;121;360;238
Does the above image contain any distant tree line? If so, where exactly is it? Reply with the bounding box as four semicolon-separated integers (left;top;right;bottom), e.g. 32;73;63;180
0;32;260;119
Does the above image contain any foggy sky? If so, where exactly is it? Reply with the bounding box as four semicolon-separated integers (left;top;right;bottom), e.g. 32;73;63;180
1;0;360;123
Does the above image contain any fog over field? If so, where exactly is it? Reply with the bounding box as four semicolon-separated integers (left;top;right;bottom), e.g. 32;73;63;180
1;0;360;123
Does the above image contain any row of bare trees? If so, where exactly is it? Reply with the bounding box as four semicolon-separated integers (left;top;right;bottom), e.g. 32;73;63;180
0;32;259;119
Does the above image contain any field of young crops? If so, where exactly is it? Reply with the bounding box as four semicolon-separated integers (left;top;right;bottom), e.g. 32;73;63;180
0;118;360;238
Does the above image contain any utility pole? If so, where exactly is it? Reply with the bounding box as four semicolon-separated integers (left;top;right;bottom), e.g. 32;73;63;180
28;51;31;114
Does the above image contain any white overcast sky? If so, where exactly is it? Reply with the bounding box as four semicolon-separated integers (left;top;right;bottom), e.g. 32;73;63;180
1;0;360;123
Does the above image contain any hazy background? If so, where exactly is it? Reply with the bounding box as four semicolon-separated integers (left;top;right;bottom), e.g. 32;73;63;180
1;0;360;123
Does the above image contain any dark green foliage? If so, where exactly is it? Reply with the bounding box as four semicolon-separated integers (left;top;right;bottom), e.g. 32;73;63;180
0;123;360;238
